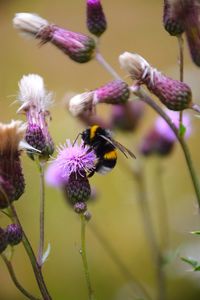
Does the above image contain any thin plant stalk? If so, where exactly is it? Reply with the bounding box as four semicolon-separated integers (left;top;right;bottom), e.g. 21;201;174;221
177;35;184;130
8;204;52;300
1;253;41;300
153;157;169;251
134;164;166;300
37;161;46;267
89;222;152;300
80;214;95;300
95;51;121;80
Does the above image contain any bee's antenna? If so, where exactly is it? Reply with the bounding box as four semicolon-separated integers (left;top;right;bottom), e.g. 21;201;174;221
72;133;81;146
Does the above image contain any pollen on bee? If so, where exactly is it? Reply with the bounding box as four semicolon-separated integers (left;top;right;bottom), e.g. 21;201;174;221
103;150;117;160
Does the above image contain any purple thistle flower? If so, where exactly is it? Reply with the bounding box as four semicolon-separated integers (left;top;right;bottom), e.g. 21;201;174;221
140;110;191;156
45;140;97;205
119;52;192;111
163;0;185;36
13;13;96;63
17;74;54;161
69;80;130;116
6;224;23;246
184;1;200;66
86;0;107;37
0;120;26;208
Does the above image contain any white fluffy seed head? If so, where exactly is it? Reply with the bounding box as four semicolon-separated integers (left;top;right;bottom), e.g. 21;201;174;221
68;92;94;116
13;13;49;36
119;52;150;80
17;74;53;112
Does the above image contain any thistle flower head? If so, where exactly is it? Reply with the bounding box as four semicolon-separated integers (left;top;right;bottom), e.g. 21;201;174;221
86;0;107;37
45;140;97;205
119;52;192;111
53;140;97;183
68;80;130;117
13;13;96;63
163;0;186;36
140;109;191;156
6;224;23;246
17;74;54;160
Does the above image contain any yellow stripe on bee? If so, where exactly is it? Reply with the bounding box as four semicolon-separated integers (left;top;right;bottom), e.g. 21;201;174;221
90;125;99;140
103;150;117;160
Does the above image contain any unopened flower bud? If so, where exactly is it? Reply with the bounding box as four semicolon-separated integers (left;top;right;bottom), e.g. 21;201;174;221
86;0;107;37
74;202;87;214
6;224;23;246
110;101;145;131
84;211;92;221
0;227;8;253
13;13;96;63
119;52;192;111
163;0;185;36
93;80;130;105
184;1;200;66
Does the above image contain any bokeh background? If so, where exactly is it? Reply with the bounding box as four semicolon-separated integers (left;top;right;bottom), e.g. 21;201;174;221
1;0;200;299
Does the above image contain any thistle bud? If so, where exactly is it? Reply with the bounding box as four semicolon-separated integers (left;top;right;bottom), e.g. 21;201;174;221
93;80;130;105
13;13;96;63
119;52;192;111
184;1;200;66
86;0;107;37
6;224;23;246
0;227;8;253
110;101;145;132
163;0;185;36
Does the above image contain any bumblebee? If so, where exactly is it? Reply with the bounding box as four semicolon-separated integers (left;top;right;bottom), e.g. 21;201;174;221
81;125;136;176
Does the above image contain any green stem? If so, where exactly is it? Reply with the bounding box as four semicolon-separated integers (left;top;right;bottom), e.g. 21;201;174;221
177;35;184;132
89;222;152;300
133;88;200;210
37;162;46;267
1;253;41;300
9;204;52;300
134;164;166;300
80;214;95;300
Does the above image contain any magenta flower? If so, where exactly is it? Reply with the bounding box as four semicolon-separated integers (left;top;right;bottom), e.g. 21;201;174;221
45;140;97;205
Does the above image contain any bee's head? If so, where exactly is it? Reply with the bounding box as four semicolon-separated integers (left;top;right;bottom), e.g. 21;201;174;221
81;128;91;145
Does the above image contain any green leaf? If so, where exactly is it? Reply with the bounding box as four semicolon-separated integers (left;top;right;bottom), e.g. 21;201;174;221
180;256;199;268
190;230;200;236
194;265;200;272
179;123;186;138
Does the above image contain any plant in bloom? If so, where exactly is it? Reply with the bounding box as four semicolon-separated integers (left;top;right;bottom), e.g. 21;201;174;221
17;74;54;161
45;140;97;207
13;13;96;63
140;109;191;156
119;52;193;111
69;80;130;116
0;120;26;209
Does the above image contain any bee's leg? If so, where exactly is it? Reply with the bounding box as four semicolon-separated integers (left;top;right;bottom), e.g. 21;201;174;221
87;170;95;177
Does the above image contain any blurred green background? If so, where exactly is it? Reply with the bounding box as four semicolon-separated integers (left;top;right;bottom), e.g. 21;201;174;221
1;0;200;299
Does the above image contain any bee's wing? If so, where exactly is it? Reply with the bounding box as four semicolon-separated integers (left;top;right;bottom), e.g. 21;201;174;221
99;134;136;159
